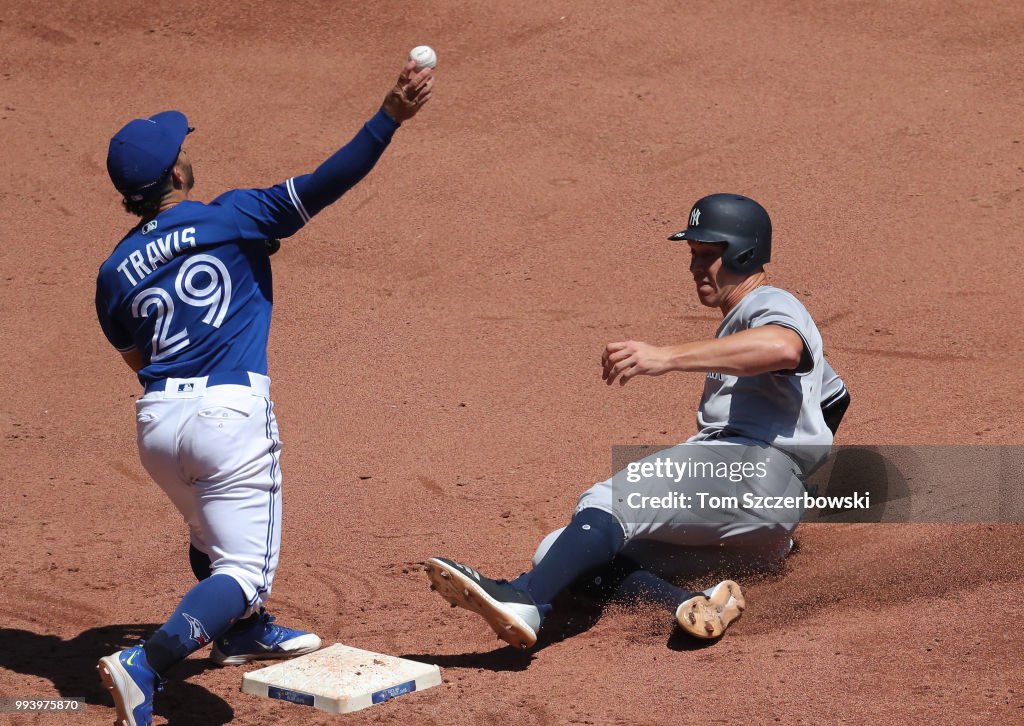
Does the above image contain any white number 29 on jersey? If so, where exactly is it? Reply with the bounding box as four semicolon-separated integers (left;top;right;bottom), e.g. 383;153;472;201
130;255;233;361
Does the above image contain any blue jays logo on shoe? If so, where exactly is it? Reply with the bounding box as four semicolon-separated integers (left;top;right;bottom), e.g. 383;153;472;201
183;612;211;647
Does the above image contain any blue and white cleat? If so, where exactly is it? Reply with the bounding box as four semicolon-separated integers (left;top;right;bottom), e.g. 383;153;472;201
211;611;322;665
97;644;164;726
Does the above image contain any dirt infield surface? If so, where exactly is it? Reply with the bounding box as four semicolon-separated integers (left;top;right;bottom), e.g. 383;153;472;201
2;1;1022;724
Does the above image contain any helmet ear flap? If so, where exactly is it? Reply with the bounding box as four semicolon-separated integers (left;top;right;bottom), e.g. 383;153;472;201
724;241;768;275
734;247;756;267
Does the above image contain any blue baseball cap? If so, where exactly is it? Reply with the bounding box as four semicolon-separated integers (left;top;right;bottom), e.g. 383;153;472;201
107;110;193;200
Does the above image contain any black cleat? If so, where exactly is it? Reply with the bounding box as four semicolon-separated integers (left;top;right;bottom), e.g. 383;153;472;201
424;557;541;649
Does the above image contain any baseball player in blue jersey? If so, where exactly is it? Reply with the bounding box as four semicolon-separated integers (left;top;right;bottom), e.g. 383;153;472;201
425;194;850;648
95;60;434;726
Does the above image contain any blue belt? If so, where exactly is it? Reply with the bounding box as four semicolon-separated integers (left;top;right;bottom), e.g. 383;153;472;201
144;370;252;395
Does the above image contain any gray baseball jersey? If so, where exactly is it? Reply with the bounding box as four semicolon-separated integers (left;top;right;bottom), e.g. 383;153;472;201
821;359;847;408
689;285;834;473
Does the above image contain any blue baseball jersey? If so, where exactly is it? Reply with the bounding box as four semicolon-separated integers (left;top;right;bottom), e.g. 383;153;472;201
95;180;310;386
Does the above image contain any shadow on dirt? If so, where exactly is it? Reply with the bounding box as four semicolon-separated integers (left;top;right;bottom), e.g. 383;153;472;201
0;624;234;725
401;599;603;671
665;629;722;651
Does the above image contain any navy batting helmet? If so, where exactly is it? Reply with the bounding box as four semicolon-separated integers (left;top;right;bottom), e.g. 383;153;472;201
668;193;772;275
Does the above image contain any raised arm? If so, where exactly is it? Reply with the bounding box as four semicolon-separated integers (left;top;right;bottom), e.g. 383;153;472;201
224;61;435;242
291;60;434;217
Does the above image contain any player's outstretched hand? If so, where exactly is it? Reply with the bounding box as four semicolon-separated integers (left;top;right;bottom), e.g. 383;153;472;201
602;341;673;386
382;60;435;123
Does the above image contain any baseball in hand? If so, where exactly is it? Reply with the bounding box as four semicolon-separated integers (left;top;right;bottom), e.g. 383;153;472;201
409;45;437;69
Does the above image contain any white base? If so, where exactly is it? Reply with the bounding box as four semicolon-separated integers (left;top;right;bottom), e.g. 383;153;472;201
241;643;442;714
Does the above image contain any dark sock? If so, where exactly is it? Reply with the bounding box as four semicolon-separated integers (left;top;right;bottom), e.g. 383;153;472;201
143;574;247;674
614;568;693;612
512;508;626;608
559;555;694;613
565;556;643;603
188;545;212;581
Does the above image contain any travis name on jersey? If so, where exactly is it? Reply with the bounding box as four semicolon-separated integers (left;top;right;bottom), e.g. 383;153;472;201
115;223;198;287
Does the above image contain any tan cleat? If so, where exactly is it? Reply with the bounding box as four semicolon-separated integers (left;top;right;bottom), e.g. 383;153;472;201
675;580;746;639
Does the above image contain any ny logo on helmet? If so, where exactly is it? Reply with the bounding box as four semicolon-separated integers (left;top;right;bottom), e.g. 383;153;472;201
690;208;701;226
